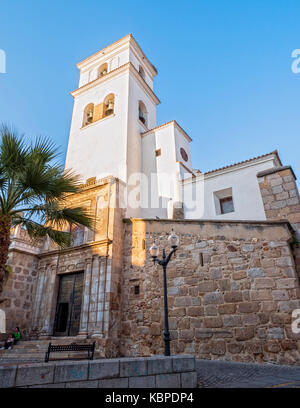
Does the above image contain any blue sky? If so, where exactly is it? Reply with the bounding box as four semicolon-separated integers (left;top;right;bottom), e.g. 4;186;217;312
0;0;299;186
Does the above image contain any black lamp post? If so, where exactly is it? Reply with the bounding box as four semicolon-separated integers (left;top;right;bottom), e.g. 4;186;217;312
149;230;179;357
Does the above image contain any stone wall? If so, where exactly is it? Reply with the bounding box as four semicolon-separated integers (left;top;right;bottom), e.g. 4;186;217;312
1;226;40;337
0;355;197;388
29;178;124;357
257;165;300;276
121;219;300;365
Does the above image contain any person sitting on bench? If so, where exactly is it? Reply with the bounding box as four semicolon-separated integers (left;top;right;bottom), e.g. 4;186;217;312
1;333;14;350
13;327;21;345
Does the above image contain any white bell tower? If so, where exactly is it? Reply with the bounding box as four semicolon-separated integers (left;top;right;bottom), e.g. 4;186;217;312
65;34;160;216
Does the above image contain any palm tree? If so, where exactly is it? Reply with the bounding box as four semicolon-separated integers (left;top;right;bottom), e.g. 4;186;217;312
0;125;93;294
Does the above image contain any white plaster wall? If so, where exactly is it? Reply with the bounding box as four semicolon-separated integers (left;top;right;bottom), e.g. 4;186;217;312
174;127;193;173
183;158;278;220
65;71;130;183
78;47;130;87
129;49;154;90
125;73;157;218
141;133;166;218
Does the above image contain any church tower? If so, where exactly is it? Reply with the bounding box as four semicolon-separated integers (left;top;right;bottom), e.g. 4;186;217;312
65;34;160;217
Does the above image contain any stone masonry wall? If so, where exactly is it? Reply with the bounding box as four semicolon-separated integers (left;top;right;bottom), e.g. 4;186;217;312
0;355;197;389
257;166;300;277
1;250;38;337
121;219;300;365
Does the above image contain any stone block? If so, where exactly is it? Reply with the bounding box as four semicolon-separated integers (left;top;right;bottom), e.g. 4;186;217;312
204;316;223;328
254;278;275;289
235;327;255;341
0;365;17;388
147;356;173;375
267;328;285;339
179;329;194;339
187;306;204;316
223;315;242;327
272;185;283;194
242;244;254;252
272;290;289;301
156;373;181;388
65;380;98;388
233;270;247;280
224;291;243;303
242;314;260;326
227;343;244;354
204;305;218;316
181;371;197;388
129;375;155;388
238;302;260;313
248;268;265;278
172;355;195;372
89;358;119;380
209;267;222;279
16;363;54;387
195;329;213;339
199;281;217;292
54;361;88;383
218;304;236;314
250;290;272;301
278;300;300;312
275;257;293;267
174;296;192;307
203;292;223;304
120;358;147;377
276;278;297;289
98;377;129;388
263;341;281;353
199;341;226;355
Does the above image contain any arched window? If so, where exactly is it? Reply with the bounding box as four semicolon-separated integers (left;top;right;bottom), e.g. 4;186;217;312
139;65;145;80
98;63;108;78
82;103;94;127
104;93;115;117
138;101;147;127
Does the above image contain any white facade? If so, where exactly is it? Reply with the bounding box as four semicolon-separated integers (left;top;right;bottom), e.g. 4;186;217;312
65;35;281;221
183;153;281;221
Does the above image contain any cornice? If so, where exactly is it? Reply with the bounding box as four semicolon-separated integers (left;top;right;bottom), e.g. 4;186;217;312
38;238;112;258
71;62;160;106
142;120;192;142
76;34;157;76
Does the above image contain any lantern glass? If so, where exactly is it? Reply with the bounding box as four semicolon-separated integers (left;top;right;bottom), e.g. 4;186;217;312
168;230;179;248
149;243;159;257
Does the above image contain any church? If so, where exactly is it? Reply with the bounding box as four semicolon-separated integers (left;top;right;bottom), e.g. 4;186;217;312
2;35;300;364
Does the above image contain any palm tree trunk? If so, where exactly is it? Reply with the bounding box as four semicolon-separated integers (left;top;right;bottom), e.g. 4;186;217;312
0;213;11;293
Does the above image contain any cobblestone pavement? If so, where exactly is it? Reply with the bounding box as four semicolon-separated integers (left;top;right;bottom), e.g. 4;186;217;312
196;360;300;388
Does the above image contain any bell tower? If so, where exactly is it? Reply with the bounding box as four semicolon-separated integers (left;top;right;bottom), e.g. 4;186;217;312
65;34;159;216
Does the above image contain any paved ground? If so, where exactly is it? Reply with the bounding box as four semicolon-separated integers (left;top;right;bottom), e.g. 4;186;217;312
196;359;300;388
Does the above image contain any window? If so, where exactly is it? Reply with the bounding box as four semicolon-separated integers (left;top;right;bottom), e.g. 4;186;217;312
155;149;161;157
180;148;188;162
220;196;234;214
138;101;147;127
139;66;145;80
103;93;115;117
98;63;108;78
82;103;94;127
134;285;140;295
213;187;235;215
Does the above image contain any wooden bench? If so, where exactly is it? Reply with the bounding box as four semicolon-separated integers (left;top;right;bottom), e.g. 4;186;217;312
45;342;96;362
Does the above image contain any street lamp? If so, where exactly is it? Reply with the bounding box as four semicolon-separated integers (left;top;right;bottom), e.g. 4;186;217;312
149;229;179;356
